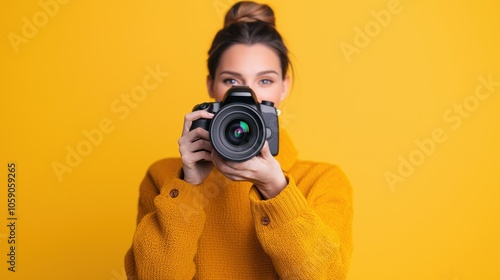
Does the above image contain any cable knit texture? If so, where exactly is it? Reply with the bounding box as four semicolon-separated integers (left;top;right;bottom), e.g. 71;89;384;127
125;129;353;279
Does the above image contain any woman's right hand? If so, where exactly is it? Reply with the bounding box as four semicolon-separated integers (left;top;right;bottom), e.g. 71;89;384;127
178;110;215;185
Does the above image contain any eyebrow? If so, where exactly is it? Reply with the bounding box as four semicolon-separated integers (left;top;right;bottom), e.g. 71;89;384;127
219;70;280;77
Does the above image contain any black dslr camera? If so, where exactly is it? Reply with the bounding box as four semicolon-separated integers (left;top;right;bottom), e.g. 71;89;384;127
190;86;279;162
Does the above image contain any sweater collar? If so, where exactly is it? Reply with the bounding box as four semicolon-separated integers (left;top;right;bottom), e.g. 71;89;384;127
275;128;298;172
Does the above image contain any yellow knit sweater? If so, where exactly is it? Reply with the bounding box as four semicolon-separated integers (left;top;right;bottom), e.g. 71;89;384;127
125;130;353;279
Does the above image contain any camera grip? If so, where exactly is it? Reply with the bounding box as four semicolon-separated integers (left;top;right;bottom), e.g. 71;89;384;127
190;118;210;131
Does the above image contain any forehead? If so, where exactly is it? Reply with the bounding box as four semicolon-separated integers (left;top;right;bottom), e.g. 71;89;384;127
217;43;281;75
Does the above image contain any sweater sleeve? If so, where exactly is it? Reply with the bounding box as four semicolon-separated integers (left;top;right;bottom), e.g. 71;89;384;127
124;159;206;280
249;164;353;280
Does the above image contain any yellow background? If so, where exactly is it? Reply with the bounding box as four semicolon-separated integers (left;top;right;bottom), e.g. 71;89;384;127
1;0;499;279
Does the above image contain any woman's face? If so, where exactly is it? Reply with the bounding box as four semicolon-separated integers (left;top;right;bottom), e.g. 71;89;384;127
207;43;290;108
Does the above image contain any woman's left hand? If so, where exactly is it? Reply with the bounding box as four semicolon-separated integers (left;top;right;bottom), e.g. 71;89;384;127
211;141;287;199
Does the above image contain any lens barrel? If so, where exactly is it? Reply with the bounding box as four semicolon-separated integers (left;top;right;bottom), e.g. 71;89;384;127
209;104;266;162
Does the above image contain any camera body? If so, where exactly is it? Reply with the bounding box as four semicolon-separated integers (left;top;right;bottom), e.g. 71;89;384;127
190;86;279;162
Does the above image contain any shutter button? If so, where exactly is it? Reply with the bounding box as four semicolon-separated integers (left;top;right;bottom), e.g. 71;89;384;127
169;189;179;198
261;216;270;226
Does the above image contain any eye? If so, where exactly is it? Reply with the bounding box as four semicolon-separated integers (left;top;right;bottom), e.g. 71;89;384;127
223;79;239;85
259;79;273;85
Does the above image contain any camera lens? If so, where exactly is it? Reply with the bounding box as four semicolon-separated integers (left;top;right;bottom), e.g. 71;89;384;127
226;120;250;145
209;104;266;162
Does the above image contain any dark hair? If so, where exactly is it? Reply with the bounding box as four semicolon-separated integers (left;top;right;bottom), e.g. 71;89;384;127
207;1;291;80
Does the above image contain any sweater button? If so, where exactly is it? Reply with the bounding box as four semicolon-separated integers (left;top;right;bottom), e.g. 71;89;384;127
169;189;179;198
261;216;270;226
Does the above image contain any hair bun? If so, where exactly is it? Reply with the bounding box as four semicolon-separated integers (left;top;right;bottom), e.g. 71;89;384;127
224;1;275;28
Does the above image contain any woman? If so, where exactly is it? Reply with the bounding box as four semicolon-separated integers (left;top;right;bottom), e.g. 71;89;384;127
125;2;353;279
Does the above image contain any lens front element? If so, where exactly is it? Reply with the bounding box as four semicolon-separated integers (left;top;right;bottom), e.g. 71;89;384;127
226;120;250;145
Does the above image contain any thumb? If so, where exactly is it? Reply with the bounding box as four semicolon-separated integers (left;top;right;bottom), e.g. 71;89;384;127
259;141;273;159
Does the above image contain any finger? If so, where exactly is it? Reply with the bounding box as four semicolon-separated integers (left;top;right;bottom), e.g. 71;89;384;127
179;128;210;147
179;139;212;160
212;159;243;178
259;141;273;160
223;174;246;181
179;139;211;156
190;128;210;143
223;158;251;171
212;159;249;180
210;151;235;173
181;150;212;166
188;139;213;154
182;111;214;135
210;150;223;167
